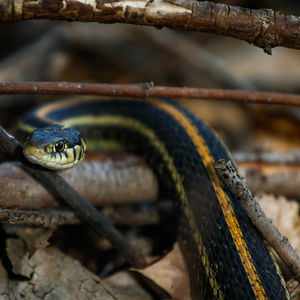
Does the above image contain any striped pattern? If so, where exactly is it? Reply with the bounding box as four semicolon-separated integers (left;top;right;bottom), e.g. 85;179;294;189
20;97;291;300
148;98;267;299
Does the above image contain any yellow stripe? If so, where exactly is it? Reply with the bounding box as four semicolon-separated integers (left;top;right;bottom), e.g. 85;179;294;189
148;98;268;300
36;96;110;124
18;121;37;133
33;97;267;298
58;114;224;299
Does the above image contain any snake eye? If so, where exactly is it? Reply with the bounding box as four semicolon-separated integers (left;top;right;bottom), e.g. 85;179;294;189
55;141;65;152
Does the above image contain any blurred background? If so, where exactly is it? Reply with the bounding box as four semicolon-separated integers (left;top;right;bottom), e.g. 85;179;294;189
0;0;300;154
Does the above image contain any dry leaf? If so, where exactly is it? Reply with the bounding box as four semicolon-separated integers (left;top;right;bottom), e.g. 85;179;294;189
3;237;153;300
135;243;190;300
104;270;153;300
256;194;300;253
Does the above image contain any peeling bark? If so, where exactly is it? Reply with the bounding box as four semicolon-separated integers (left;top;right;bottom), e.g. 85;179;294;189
0;0;299;52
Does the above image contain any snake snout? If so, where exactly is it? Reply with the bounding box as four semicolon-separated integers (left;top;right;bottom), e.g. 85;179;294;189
23;124;87;170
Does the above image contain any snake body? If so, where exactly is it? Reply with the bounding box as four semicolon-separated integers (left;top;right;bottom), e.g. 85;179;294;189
20;97;291;300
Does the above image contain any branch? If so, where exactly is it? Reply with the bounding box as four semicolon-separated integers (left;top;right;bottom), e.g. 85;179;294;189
237;159;300;199
0;126;147;268
233;151;300;199
1;0;300;53
215;159;300;282
0;206;161;227
0;159;158;209
2;154;300;207
1;81;300;106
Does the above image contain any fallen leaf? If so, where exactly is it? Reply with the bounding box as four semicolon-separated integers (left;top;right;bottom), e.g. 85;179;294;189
4;237;153;300
135;243;190;300
256;194;300;253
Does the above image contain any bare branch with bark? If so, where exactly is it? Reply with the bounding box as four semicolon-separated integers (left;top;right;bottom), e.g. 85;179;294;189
0;159;158;209
0;206;161;227
0;0;300;53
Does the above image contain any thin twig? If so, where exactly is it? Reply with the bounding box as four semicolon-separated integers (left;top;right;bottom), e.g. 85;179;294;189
0;207;80;227
0;206;161;227
0;82;300;106
215;159;300;282
0;0;299;52
0;126;147;268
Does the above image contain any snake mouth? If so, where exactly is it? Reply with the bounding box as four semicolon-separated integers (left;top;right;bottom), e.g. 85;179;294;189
23;142;86;170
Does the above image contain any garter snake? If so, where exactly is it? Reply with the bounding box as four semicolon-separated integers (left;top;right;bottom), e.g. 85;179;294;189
20;97;291;300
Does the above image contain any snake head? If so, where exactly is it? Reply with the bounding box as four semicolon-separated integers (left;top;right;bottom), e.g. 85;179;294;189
23;124;87;170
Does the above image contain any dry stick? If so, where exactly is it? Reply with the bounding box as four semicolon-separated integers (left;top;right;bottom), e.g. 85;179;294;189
0;208;80;227
3;159;300;206
0;0;300;53
237;161;300;199
0;126;147;268
215;159;300;282
0;159;158;209
1;82;300;106
0;207;160;227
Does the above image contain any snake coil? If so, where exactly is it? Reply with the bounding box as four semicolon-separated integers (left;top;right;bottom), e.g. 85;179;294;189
21;97;291;300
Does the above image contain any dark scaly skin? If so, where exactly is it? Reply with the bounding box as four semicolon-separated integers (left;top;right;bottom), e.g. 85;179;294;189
21;98;291;300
